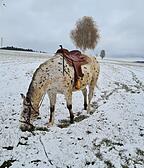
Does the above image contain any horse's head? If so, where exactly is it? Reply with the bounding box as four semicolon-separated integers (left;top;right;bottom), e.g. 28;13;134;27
19;93;35;132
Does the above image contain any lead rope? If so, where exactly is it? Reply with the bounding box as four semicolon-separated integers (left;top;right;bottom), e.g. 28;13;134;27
38;92;46;110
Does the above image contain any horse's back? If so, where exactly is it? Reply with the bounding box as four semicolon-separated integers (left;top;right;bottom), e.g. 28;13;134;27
34;54;99;93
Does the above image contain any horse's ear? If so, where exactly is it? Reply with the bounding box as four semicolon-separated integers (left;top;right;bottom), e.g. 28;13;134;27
20;93;25;99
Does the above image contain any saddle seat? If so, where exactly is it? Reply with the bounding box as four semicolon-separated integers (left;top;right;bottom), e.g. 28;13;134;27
56;48;89;89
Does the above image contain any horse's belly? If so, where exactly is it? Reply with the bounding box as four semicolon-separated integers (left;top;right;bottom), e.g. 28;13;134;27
48;77;72;94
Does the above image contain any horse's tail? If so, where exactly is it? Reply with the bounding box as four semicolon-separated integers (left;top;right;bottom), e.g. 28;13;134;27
91;56;100;83
92;56;100;73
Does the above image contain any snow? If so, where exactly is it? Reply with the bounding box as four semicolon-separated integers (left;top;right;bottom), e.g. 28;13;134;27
0;50;144;168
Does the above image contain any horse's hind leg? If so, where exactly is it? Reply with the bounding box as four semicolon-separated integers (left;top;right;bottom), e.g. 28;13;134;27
64;91;74;123
82;88;87;110
48;92;56;126
87;78;97;113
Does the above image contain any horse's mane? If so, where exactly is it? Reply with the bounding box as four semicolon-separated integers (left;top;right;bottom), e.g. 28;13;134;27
26;64;44;100
26;55;58;100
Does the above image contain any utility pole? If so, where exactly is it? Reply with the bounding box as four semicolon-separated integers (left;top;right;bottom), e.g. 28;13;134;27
1;37;3;48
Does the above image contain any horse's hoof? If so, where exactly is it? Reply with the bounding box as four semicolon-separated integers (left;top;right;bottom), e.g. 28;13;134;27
87;106;91;113
84;104;87;110
84;107;87;111
70;120;74;124
47;122;54;127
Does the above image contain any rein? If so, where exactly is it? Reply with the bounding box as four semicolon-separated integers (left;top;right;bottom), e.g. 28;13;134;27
29;93;46;114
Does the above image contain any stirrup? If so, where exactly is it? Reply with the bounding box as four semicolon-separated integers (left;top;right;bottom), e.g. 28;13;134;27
75;79;81;90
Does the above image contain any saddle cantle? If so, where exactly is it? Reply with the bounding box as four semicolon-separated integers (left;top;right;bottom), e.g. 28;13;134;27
56;46;89;89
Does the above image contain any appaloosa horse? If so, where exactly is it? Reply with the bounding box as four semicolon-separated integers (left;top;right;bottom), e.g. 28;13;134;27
20;52;100;131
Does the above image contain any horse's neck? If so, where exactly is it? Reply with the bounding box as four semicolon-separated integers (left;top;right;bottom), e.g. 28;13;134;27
27;82;45;111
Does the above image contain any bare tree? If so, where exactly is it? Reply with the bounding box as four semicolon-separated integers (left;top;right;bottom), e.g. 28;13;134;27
0;0;6;7
100;50;105;59
1;0;6;7
70;16;100;52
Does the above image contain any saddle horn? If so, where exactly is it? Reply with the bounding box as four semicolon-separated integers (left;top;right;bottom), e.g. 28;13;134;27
59;44;63;49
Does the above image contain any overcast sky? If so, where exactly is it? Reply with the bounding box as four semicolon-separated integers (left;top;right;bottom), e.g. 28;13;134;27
0;0;144;56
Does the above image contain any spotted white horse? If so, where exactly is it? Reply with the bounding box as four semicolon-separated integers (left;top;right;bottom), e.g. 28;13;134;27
20;53;100;131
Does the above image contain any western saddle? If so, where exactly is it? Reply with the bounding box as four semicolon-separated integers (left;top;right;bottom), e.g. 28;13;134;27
56;45;89;89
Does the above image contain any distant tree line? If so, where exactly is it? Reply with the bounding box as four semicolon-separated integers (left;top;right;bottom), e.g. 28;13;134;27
0;46;35;52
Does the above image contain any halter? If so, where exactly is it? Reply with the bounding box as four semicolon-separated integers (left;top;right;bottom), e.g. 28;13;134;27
20;93;45;127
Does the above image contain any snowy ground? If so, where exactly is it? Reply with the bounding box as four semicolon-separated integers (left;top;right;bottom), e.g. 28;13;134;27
0;50;144;168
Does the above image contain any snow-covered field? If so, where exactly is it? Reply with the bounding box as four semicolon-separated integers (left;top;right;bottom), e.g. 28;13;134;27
0;50;144;168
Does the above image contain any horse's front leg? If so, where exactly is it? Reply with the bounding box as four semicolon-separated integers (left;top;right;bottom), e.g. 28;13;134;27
65;90;74;124
48;92;56;126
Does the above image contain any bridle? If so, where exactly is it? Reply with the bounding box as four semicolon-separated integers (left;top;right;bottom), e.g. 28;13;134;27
19;94;45;127
19;101;34;127
19;100;38;126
